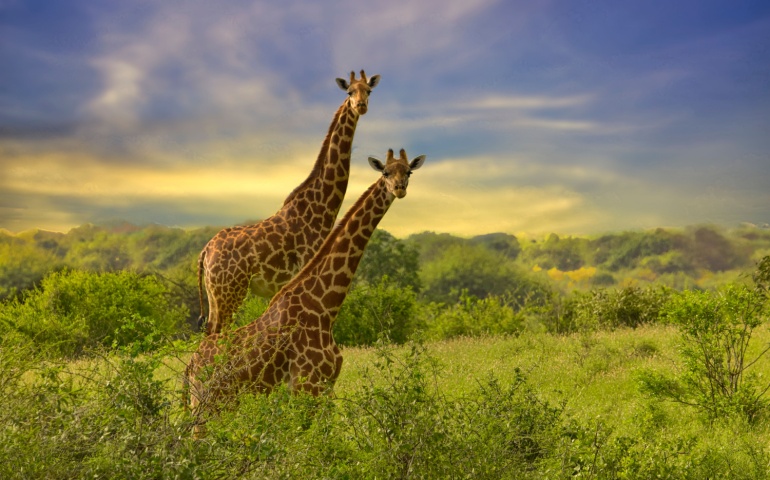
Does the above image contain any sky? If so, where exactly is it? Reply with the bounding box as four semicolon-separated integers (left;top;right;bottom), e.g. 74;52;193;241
1;0;769;238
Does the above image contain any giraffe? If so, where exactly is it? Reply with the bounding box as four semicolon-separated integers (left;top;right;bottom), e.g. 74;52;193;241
197;70;381;336
187;149;426;436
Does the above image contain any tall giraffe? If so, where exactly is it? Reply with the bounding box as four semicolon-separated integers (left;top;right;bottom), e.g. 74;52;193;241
198;70;381;336
187;149;426;434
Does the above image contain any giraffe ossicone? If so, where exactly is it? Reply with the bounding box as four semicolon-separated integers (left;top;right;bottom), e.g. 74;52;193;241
197;70;380;336
187;148;426;437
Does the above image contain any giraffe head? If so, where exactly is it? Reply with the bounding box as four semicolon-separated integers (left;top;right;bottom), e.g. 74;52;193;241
368;148;426;199
336;70;380;115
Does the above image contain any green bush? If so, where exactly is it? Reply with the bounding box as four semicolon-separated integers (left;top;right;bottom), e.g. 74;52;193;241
0;342;199;479
0;269;188;357
639;258;770;422
422;291;524;340
545;286;670;334
355;230;422;292
334;277;418;346
0;241;62;301
337;343;563;478
232;292;270;328
553;417;770;479
420;243;551;306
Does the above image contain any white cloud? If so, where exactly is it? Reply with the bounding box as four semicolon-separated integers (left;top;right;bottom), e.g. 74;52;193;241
466;94;595;110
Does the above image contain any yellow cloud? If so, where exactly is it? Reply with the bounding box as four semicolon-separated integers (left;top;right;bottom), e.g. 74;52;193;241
0;143;611;237
341;157;605;237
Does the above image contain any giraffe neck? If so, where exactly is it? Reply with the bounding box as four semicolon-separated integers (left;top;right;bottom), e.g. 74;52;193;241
296;179;394;318
282;100;360;222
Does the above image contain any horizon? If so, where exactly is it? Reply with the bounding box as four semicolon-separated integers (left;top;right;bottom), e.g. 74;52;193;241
2;1;769;237
3;218;768;243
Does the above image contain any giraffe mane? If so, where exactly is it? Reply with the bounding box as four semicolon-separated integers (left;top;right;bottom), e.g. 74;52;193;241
271;180;380;300
282;103;344;206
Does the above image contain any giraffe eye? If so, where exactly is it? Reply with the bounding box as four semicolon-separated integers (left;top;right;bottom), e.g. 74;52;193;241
407;171;413;177
382;171;390;178
348;91;354;96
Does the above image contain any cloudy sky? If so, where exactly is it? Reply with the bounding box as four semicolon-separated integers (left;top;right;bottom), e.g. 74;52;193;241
1;0;768;237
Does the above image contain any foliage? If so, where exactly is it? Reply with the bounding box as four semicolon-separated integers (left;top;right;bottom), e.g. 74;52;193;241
639;257;770;422
232;293;270;328
3;323;770;478
0;240;62;301
2;223;770;319
355;230;422;292
574;286;670;332
0;269;188;357
332;342;563;478
404;231;466;264
591;228;681;271
539;285;670;334
524;233;586;271
420;243;551;306
552;415;770;479
422;291;524;340
334;276;418;346
468;232;521;260
0;335;197;479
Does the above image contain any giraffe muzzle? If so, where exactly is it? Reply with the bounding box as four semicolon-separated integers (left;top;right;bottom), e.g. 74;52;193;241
356;102;368;114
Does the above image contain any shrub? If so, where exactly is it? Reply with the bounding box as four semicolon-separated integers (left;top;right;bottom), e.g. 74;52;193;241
334;277;418;346
420;243;552;306
546;286;670;334
0;269;188;357
355;230;422;292
0;343;201;479
422;291;524;340
639;257;770;422
232;293;270;328
339;343;563;478
0;241;61;301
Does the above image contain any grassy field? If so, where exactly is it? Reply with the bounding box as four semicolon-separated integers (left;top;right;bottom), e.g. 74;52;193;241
5;323;770;478
339;324;770;436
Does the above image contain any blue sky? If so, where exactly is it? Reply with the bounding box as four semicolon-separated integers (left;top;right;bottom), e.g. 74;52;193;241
1;0;768;237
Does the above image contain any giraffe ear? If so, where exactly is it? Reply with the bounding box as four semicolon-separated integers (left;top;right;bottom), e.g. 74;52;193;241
368;156;385;172
336;78;349;91
368;74;381;89
409;155;426;171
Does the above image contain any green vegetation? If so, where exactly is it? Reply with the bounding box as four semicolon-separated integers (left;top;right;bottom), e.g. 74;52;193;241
0;269;188;357
1;221;770;477
640;257;770;423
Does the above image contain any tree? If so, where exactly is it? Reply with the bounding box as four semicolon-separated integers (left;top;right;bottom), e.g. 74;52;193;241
525;234;586;271
420;243;550;306
0;269;188;357
334;278;418;346
469;232;521;260
687;225;745;271
590;229;682;271
639;257;770;422
404;231;465;264
0;241;61;300
356;230;421;292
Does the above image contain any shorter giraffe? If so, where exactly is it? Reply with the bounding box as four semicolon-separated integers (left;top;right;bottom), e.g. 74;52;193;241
187;148;426;436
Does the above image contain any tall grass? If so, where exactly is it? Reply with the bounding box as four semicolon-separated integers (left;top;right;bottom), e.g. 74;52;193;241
3;325;770;478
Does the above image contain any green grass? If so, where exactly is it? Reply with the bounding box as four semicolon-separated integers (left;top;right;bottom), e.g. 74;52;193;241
335;325;770;476
5;324;770;478
170;323;770;443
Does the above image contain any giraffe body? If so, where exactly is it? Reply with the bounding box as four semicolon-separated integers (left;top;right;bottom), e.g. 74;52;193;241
187;149;426;435
198;70;380;336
